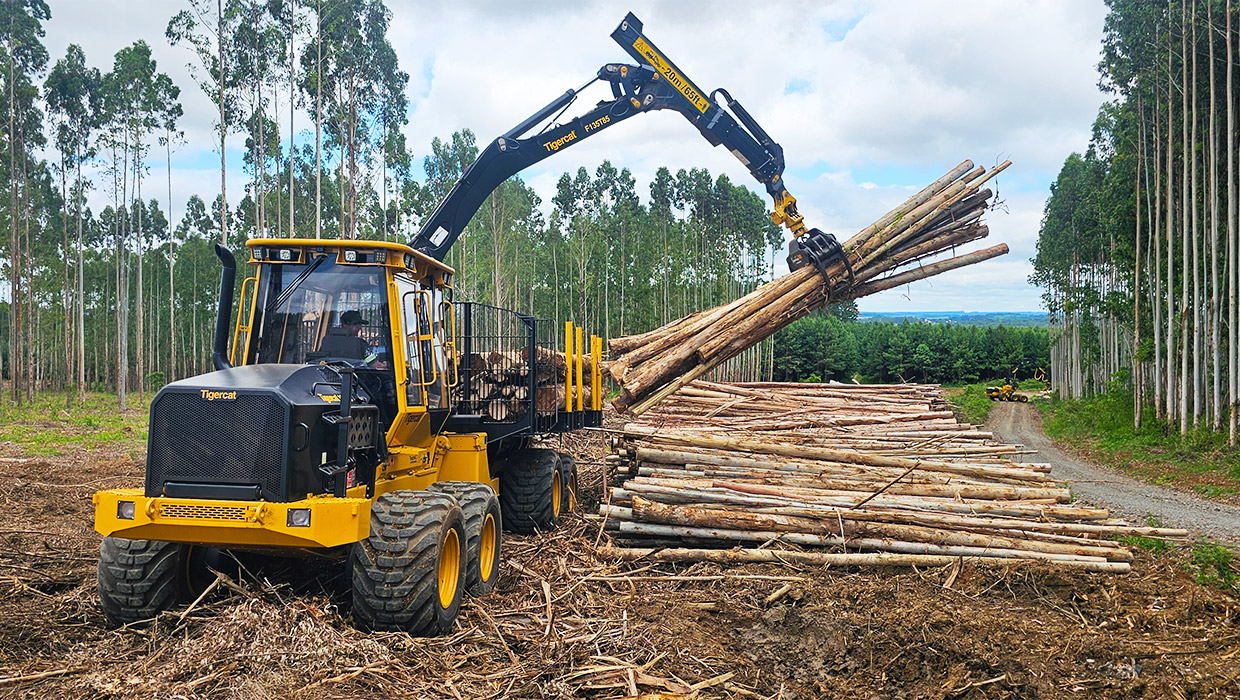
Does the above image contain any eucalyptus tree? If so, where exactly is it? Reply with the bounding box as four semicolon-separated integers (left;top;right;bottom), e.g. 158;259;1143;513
100;41;180;408
44;43;100;405
0;0;50;405
167;0;243;245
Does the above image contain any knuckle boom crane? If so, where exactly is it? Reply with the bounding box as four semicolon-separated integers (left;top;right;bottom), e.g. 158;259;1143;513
413;12;845;276
91;12;835;637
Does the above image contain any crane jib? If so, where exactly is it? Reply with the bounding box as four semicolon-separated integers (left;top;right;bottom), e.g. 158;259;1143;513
630;37;709;114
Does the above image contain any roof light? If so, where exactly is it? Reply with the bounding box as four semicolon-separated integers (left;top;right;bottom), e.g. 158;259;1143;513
344;249;357;262
279;249;292;261
373;250;386;263
252;248;265;261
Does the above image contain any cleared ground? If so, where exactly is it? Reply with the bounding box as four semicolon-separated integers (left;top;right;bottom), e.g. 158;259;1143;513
0;403;1235;698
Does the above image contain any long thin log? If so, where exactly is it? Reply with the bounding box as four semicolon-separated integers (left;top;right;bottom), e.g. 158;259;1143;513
597;546;1131;573
628;497;1128;561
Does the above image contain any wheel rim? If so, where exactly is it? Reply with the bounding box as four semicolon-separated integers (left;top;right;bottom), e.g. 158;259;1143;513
438;528;461;609
478;513;497;583
552;473;563;518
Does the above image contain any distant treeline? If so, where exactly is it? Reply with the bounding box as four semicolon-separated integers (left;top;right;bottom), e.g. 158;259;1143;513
858;312;1048;328
772;313;1050;385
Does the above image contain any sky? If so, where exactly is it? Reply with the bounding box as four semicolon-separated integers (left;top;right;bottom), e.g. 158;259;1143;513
41;0;1110;313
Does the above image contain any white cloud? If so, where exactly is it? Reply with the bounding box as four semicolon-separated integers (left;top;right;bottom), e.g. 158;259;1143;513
41;0;1106;312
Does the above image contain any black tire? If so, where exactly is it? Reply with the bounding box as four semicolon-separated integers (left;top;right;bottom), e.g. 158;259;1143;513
97;537;189;627
555;452;579;514
498;448;560;534
1019;394;1030;403
351;491;466;636
428;482;502;595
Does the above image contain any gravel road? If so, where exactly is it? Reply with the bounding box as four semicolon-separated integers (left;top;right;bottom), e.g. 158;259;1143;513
989;401;1240;542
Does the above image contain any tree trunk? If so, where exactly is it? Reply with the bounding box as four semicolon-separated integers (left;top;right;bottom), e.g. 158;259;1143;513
218;0;229;245
1134;96;1143;430
315;0;321;239
1230;2;1239;445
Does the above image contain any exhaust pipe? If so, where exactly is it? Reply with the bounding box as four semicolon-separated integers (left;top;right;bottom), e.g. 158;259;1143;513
212;244;237;371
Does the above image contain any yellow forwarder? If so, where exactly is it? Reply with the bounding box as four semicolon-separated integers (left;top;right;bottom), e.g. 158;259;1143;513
94;12;840;635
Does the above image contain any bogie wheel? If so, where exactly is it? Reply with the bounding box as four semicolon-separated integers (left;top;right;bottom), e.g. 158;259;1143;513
428;482;502;595
351;491;466;635
498;448;560;534
98;537;190;627
555;452;579;513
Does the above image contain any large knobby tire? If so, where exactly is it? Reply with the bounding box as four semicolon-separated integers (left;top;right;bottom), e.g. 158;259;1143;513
555;452;579;514
428;482;502;596
499;448;561;534
351;491;466;636
98;537;189;627
1018;394;1030;403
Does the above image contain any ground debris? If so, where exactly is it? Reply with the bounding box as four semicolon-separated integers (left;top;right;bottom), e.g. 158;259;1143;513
0;410;1234;698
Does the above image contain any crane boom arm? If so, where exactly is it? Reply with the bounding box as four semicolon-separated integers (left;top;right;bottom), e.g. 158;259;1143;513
411;12;817;262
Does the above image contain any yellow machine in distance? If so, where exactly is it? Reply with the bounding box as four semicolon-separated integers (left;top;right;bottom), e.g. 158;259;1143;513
985;367;1047;403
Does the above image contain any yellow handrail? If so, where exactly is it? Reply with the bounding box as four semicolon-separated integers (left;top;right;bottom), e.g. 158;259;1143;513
575;326;584;412
591;335;602;411
564;321;574;412
230;276;257;366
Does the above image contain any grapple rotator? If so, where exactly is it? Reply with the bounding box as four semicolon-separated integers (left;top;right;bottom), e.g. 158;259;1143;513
787;227;856;299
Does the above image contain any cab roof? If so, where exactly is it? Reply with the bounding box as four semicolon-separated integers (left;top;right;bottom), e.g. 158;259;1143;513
245;238;455;285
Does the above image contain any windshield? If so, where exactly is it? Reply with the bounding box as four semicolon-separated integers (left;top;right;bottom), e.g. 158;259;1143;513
246;256;391;366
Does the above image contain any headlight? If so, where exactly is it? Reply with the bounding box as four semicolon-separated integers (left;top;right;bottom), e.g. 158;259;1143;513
279;248;292;261
117;501;136;520
287;508;311;528
344;249;357;262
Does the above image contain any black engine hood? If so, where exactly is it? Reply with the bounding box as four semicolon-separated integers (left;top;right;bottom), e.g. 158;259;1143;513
163;363;352;407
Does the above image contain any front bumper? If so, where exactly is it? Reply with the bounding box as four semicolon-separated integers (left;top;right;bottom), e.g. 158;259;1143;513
93;489;371;548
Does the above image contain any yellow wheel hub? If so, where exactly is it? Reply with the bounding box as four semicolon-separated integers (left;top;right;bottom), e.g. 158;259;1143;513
438;527;461;609
552;473;563;518
479;513;497;583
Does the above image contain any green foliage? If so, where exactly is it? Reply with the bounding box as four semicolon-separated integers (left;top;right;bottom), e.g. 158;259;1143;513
1119;534;1175;554
1041;390;1240;487
945;383;997;426
1188;542;1238;594
773;319;1049;385
0;392;147;456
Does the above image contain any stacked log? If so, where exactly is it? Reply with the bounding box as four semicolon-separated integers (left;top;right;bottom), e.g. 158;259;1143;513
599;382;1188;572
607;160;1010;414
471;348;594;422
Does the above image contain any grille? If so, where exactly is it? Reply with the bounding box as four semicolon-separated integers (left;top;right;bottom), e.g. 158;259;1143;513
145;391;288;500
160;503;247;521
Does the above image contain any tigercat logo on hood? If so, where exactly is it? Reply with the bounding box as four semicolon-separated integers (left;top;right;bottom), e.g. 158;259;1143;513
200;389;238;401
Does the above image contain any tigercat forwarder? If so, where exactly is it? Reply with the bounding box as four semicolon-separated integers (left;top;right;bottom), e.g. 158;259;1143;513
93;12;843;636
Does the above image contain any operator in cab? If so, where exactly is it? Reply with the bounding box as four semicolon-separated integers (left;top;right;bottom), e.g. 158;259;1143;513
320;310;370;359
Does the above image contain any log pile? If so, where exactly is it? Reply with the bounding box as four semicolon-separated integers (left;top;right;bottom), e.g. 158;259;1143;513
606;159;1011;414
471;348;594;422
600;381;1188;572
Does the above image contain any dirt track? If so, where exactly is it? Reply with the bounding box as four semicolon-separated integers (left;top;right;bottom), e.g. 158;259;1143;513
989;402;1240;543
